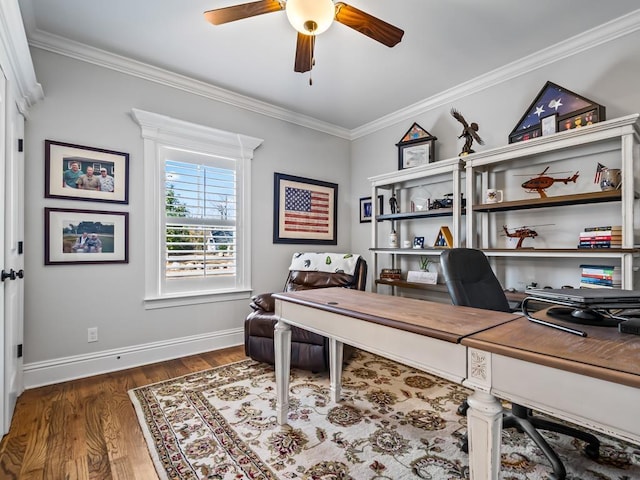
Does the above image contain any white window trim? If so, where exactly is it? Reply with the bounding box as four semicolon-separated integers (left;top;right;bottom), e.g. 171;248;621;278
131;108;263;309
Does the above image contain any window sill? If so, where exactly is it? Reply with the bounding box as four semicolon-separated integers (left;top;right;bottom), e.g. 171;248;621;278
144;288;252;310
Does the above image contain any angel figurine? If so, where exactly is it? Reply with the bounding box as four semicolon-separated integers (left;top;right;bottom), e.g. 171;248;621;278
451;108;484;156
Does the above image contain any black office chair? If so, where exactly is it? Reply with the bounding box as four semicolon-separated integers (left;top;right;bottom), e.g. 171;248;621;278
440;248;599;480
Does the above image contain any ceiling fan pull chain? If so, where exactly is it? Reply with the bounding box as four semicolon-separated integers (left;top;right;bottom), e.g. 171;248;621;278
309;34;315;86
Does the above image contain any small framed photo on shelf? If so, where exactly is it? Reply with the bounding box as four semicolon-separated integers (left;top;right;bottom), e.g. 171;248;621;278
541;114;557;136
413;236;425;249
359;195;384;223
396;123;437;170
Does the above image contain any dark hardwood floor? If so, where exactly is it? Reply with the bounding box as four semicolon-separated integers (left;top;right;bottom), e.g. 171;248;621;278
0;345;247;479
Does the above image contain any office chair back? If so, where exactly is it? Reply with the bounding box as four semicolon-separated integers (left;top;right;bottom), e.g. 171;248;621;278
440;248;511;313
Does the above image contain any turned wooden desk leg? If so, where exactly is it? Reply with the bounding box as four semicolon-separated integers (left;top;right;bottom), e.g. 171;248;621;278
329;338;344;403
467;390;503;480
274;320;292;425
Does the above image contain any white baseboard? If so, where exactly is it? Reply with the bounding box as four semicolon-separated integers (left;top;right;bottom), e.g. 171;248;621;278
23;328;244;389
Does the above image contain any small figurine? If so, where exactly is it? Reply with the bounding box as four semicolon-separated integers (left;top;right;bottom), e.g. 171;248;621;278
451;108;484;156
389;192;399;214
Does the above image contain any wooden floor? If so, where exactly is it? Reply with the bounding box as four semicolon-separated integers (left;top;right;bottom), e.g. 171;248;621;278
0;345;247;480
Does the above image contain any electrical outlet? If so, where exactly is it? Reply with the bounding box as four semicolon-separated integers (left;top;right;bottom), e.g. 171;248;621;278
87;327;98;343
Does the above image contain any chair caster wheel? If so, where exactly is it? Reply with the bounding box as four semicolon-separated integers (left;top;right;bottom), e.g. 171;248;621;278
457;403;469;416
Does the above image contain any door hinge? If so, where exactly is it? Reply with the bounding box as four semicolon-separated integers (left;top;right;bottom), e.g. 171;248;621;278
17;344;22;358
18;138;23;152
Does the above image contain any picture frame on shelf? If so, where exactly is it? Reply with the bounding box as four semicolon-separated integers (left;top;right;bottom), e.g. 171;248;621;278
541;114;557;136
396;122;437;170
359;195;384;223
413;236;425;249
45;140;129;204
273;173;338;245
44;207;129;265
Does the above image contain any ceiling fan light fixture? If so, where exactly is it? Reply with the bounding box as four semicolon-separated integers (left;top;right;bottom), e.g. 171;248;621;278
286;0;335;35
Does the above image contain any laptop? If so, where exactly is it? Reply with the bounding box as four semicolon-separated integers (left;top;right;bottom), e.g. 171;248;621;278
525;288;640;309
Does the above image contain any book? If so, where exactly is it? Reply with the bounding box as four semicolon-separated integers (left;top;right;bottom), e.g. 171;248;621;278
579;264;616;270
583;225;622;232
579;276;614;286
580;282;614;289
579;231;621;238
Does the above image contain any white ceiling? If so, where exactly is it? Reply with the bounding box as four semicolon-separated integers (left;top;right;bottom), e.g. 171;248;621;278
17;0;640;130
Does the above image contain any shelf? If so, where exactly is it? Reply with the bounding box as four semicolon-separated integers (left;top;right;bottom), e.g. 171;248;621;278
375;279;449;292
377;207;465;221
472;190;621;212
483;248;638;258
370;247;450;255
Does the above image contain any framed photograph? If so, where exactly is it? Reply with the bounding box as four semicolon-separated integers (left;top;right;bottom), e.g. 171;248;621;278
413;236;425;249
541;114;557;136
396;123;437;170
273;173;338;245
45;140;129;204
45;207;129;265
359;195;384;223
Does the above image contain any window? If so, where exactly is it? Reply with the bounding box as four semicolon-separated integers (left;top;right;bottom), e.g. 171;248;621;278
132;109;263;308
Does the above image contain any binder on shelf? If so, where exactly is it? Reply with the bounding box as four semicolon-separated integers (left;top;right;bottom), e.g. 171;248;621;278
434;226;453;247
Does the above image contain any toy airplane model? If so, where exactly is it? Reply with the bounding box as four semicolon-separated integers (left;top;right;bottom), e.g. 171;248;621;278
502;224;552;249
519;166;579;198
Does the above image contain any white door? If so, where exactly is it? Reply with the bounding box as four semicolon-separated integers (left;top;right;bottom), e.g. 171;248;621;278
0;68;24;435
0;68;7;435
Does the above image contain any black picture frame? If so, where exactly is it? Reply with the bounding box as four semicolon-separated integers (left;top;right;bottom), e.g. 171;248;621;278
45;140;129;204
396;123;437;170
45;207;129;265
359;195;384;223
273;173;338;245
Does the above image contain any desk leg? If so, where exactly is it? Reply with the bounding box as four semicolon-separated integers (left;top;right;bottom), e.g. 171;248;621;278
328;338;343;403
467;390;503;480
274;320;291;425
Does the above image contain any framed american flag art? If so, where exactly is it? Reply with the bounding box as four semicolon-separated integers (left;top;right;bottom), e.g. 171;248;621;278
273;172;338;245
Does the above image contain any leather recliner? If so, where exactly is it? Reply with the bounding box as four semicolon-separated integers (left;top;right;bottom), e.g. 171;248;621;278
244;253;367;371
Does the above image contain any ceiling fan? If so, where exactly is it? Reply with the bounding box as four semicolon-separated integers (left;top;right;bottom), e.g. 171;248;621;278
204;0;404;82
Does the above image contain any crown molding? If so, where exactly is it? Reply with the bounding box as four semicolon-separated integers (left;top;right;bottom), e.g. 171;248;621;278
0;0;43;114
351;8;640;140
27;29;352;140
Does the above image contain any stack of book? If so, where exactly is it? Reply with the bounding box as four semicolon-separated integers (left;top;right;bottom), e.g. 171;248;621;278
577;225;622;248
379;268;402;280
579;264;621;289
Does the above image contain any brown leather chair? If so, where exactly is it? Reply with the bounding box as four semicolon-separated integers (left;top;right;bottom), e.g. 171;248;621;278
245;253;367;371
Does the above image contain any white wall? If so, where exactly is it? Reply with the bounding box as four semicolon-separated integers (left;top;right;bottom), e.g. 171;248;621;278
23;48;351;385
350;28;640;293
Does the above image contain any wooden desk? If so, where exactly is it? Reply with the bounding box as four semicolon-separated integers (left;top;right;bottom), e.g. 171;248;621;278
462;311;640;478
272;288;520;479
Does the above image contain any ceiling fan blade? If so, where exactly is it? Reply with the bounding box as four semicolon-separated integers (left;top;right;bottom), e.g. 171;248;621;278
334;2;404;47
204;0;284;25
294;33;314;73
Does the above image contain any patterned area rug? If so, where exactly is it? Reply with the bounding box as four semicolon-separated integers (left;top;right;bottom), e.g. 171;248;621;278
129;350;640;479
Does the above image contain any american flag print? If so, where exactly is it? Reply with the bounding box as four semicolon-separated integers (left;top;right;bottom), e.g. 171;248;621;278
283;184;331;235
